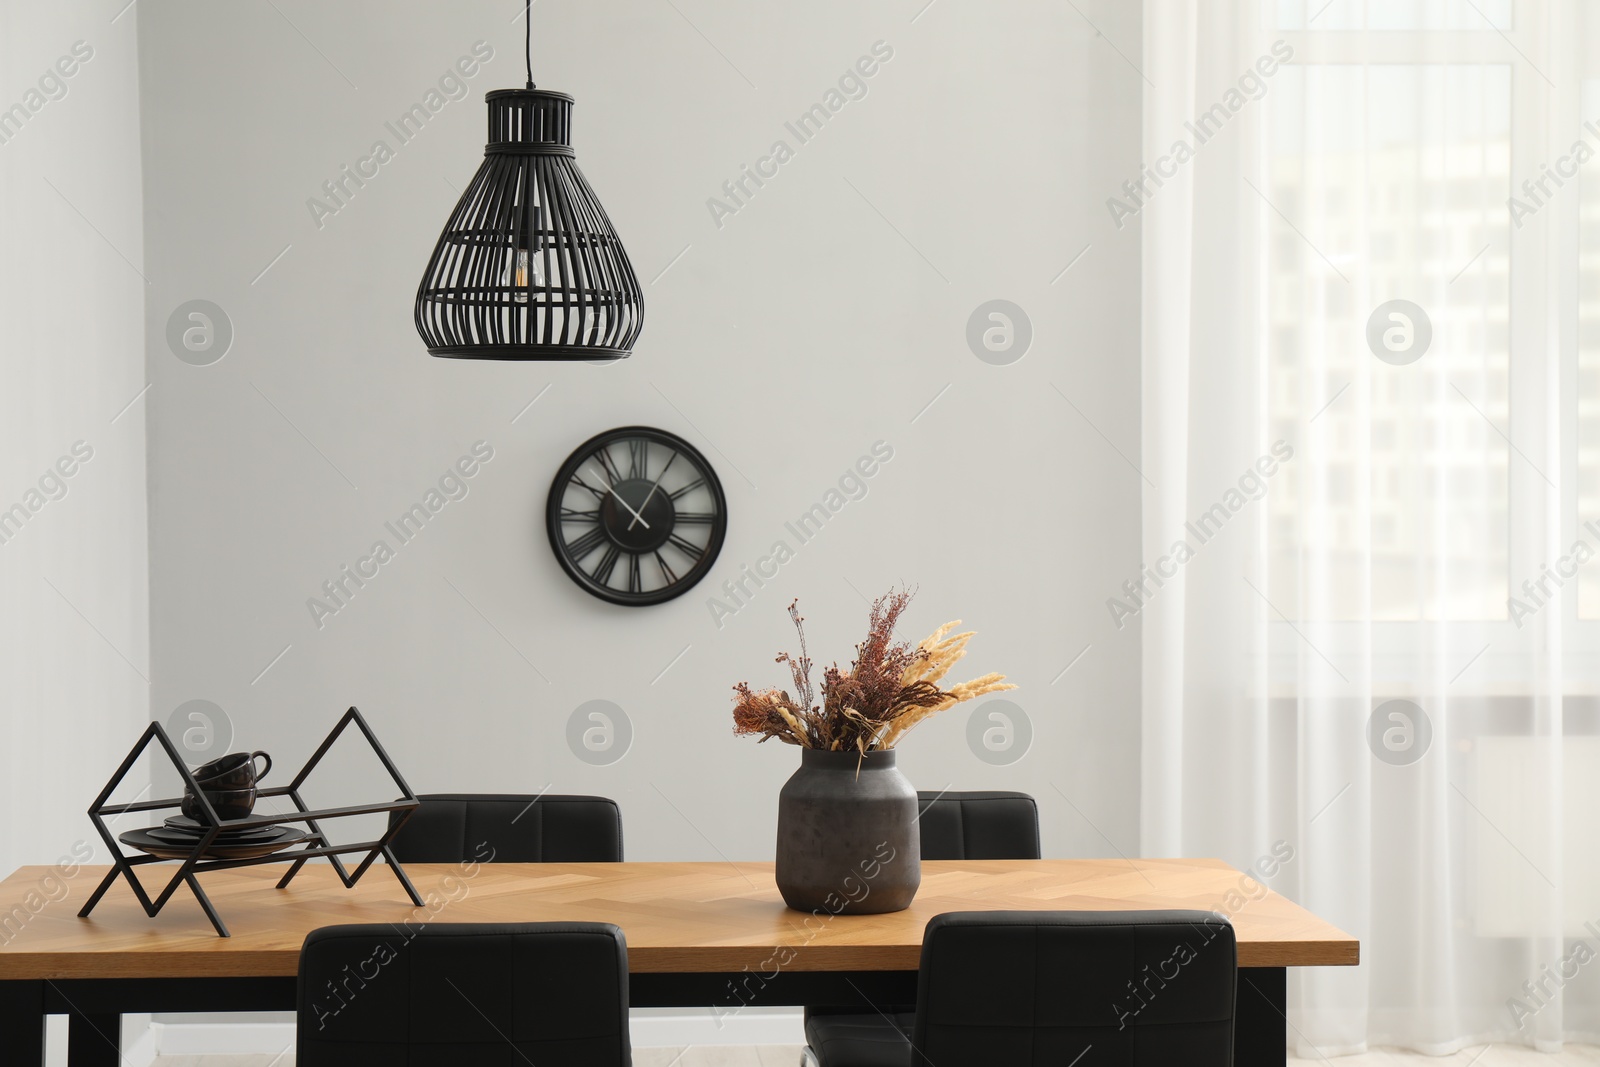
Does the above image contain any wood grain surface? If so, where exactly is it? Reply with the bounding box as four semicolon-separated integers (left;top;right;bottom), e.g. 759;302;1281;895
0;858;1358;979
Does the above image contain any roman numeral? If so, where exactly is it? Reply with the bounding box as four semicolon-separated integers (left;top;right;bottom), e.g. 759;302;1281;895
629;438;648;480
674;511;717;524
668;533;705;560
565;527;607;559
655;551;679;584
590;545;621;585
571;475;605;499
595;447;622;484
656;450;680;481
560;507;600;522
669;477;705;501
627;554;642;594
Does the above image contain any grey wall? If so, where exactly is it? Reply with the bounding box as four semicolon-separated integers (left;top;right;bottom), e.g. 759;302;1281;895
1;0;148;878
137;0;1143;863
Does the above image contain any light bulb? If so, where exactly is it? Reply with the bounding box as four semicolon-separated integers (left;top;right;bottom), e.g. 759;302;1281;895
510;248;542;304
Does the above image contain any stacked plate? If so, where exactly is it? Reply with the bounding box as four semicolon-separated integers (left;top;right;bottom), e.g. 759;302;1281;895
120;817;311;861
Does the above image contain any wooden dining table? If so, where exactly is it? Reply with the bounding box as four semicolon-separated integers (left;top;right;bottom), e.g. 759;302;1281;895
0;857;1357;1066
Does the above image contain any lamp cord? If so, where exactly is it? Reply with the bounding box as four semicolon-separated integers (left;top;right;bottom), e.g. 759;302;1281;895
525;0;534;89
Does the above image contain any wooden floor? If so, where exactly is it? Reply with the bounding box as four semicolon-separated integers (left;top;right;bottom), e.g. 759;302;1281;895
146;1046;1600;1065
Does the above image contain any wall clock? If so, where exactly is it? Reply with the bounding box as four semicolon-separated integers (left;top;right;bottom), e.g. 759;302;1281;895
546;427;727;606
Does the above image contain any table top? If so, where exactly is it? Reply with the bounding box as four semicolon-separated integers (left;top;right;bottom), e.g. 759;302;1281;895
0;859;1358;979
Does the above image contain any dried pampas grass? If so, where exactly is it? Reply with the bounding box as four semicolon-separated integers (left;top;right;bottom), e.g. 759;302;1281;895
731;590;1016;754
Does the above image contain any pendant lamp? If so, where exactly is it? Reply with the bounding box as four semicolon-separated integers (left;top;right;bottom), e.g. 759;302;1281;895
415;1;642;361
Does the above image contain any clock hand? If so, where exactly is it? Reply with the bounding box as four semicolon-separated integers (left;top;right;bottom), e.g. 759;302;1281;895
590;465;650;530
627;451;680;531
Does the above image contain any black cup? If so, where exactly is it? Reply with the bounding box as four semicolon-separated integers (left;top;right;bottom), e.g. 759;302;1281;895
191;750;271;790
181;786;257;822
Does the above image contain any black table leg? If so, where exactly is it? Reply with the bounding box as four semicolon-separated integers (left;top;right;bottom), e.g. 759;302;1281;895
67;1011;121;1067
0;980;45;1067
1236;967;1287;1067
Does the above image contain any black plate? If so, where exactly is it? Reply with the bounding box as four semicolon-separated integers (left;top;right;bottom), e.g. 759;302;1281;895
119;827;312;861
165;814;290;833
160;816;286;836
147;825;283;846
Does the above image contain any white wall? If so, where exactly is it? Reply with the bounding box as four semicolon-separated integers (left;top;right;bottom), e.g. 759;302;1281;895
136;0;1142;869
0;1;148;877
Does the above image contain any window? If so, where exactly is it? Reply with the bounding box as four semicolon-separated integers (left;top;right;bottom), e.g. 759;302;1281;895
1274;0;1512;31
1265;63;1511;621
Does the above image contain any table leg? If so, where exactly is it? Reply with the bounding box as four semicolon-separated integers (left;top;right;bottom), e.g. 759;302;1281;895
1235;967;1287;1067
0;980;45;1067
67;1011;121;1067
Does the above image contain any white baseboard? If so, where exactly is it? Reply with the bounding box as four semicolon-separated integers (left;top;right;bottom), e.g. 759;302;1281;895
123;1015;157;1067
152;1020;296;1058
631;1007;804;1046
148;1008;804;1055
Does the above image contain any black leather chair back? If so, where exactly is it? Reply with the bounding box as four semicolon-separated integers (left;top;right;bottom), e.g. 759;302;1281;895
911;910;1236;1066
916;790;1040;860
298;922;630;1066
803;790;1043;1031
388;793;623;863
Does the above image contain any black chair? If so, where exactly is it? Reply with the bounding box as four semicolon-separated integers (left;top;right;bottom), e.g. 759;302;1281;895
297;921;631;1065
913;790;1041;860
800;790;1041;1057
388;792;623;863
805;910;1237;1067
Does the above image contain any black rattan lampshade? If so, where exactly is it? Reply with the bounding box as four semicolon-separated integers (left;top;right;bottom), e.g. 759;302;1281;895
415;89;643;361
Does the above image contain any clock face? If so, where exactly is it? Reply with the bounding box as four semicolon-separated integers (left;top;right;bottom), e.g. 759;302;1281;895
546;427;728;606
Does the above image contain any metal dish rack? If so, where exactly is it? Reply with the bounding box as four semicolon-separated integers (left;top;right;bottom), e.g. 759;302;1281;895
79;706;422;937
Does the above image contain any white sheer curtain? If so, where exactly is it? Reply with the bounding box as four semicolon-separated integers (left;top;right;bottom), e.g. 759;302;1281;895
1141;0;1600;1053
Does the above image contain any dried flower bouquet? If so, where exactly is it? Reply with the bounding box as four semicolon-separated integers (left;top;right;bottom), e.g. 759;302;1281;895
732;589;1014;755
